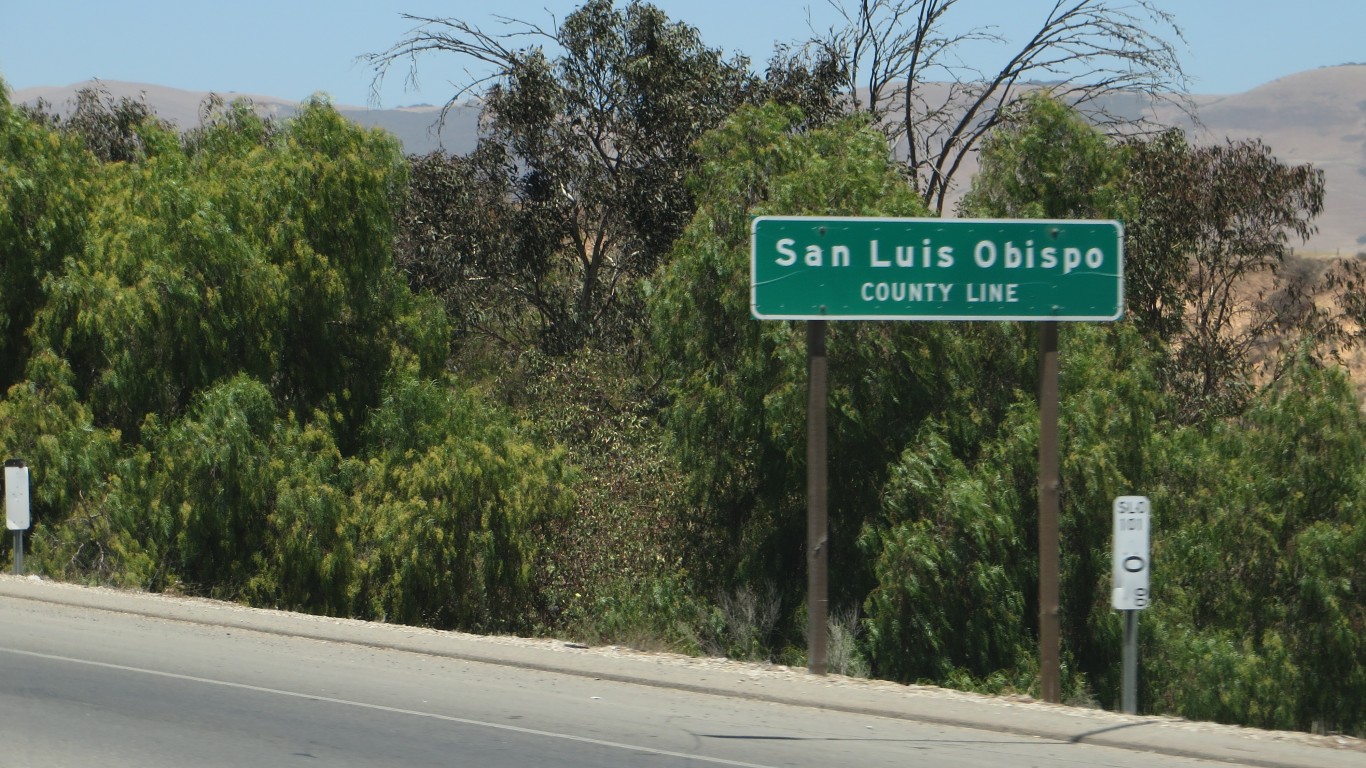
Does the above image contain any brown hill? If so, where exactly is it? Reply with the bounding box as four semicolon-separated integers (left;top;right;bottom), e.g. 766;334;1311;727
11;66;1366;253
1181;65;1366;256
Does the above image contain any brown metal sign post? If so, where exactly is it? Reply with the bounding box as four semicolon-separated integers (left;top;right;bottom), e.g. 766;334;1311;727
807;320;829;675
1038;323;1062;703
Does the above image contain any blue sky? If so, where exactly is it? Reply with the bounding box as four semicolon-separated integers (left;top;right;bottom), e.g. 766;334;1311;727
2;1;1363;106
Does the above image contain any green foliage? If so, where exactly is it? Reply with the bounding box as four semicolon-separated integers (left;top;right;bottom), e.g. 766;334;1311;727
651;104;932;607
381;1;845;357
385;0;770;354
33;99;436;447
862;322;1168;700
959;92;1125;220
271;101;430;439
945;98;1362;727
397;145;523;347
37;115;284;437
245;412;362;616
354;372;575;633
1143;623;1300;730
487;349;697;638
653;103;1079;669
38;86;173;164
560;573;710;654
4;51;1365;739
1146;354;1366;733
1121;130;1330;419
140;376;279;595
1291;515;1366;733
862;417;1034;682
1054;323;1166;703
0;87;93;391
0;351;125;579
963;94;1339;423
0;84;567;639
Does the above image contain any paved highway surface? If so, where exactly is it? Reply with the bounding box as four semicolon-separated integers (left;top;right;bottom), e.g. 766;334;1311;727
0;578;1359;768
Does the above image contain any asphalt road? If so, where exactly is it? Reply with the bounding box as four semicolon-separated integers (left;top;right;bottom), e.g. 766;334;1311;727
0;580;1358;768
0;598;1167;767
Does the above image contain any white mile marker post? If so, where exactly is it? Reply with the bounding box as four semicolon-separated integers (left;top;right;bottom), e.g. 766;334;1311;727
1112;495;1150;715
5;459;30;575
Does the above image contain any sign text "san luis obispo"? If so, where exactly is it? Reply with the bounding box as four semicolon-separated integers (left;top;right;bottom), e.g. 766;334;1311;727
751;217;1124;321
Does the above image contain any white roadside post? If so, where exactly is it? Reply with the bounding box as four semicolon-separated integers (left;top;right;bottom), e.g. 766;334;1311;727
5;459;30;575
1112;495;1150;715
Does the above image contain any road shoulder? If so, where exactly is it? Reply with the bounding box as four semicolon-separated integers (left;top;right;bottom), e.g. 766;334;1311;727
0;575;1359;768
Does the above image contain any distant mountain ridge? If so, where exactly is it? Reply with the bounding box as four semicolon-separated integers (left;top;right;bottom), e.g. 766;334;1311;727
12;65;1366;254
11;79;480;157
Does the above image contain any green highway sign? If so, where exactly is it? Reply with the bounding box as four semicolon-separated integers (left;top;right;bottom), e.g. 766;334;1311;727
751;217;1124;321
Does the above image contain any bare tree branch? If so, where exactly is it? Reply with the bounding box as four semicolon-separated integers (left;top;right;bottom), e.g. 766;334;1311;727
814;0;1193;213
363;13;558;131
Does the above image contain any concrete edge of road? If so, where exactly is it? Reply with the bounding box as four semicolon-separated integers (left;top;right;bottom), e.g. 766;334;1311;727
1;575;1361;768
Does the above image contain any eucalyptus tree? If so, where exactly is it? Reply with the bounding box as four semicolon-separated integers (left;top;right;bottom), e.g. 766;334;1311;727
1121;130;1331;419
370;0;841;354
951;94;1361;719
964;91;1336;421
958;91;1125;220
20;84;169;164
652;103;1046;649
